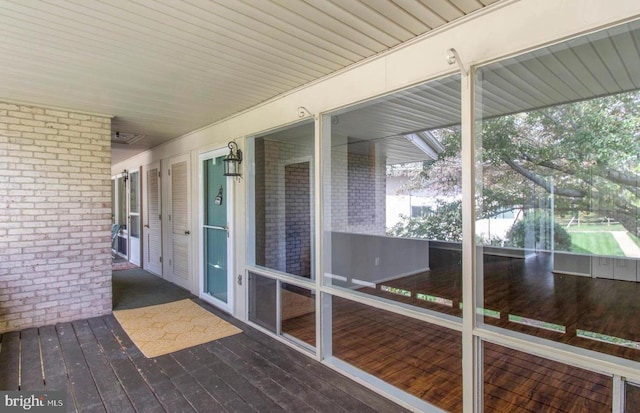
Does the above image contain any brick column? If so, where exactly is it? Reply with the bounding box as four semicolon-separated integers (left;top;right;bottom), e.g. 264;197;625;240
0;102;112;332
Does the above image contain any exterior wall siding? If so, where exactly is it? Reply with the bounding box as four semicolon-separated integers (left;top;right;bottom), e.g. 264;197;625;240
0;102;112;333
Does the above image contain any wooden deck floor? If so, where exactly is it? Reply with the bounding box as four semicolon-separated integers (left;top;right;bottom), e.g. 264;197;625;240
313;296;613;413
359;249;640;362
0;300;407;413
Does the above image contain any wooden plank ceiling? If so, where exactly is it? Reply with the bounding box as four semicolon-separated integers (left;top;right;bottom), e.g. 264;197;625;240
0;0;500;163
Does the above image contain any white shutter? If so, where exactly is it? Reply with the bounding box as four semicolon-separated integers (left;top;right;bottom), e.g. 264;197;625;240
171;161;188;234
146;167;162;275
171;160;190;282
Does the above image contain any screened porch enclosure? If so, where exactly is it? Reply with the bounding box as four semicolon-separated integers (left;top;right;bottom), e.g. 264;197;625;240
247;18;640;412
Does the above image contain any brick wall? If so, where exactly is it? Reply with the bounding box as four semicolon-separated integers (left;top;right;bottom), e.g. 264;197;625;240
285;161;311;277
254;137;314;274
331;143;386;235
0;102;112;333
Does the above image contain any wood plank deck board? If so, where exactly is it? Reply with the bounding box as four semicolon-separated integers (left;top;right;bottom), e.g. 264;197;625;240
192;298;408;413
19;328;44;390
187;344;285;413
56;322;106;413
71;320;136;413
0;331;20;391
171;347;253;413
38;325;77;412
155;354;230;413
220;335;344;413
203;339;321;413
1;299;407;413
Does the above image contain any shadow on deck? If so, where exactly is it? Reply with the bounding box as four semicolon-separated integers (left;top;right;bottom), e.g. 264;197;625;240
0;270;407;413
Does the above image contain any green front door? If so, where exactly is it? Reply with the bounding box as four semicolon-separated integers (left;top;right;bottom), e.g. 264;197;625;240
203;156;228;304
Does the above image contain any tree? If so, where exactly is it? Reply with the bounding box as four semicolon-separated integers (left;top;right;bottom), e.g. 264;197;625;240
394;90;640;239
387;200;462;242
504;212;572;251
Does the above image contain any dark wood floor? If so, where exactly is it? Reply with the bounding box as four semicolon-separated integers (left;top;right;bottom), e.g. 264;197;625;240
360;249;640;362
0;277;407;413
301;296;613;413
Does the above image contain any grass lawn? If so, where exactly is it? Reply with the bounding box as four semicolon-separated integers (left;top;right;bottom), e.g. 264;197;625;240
565;223;626;232
570;232;625;256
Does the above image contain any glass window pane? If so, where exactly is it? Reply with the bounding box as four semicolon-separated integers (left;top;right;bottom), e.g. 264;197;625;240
323;75;462;317
117;176;126;229
248;272;277;332
484;341;612;412
204;227;227;302
331;296;462;412
476;20;640;361
281;283;315;348
250;121;315;279
626;381;640;412
130;216;140;238
203;156;227;227
129;171;139;213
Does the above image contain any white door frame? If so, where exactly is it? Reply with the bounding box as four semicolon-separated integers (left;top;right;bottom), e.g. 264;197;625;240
198;148;235;314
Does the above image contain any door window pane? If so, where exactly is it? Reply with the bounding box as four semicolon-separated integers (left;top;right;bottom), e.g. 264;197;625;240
117;176;126;229
129;171;139;213
129;216;140;239
476;19;640;361
204;227;227;302
129;171;140;239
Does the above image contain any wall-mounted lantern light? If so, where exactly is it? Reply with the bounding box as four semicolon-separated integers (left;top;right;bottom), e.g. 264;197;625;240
122;169;129;182
223;141;243;177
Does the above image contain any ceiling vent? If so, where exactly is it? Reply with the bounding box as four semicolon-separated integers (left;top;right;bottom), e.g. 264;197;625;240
111;131;145;145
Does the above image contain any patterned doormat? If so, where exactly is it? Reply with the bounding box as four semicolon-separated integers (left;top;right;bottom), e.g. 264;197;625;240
113;299;242;358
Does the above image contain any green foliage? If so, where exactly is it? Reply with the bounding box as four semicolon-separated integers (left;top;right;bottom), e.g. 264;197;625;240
387;200;462;242
402;90;640;238
504;213;572;251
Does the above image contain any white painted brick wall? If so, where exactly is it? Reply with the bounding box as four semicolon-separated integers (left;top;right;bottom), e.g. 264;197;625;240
0;102;112;333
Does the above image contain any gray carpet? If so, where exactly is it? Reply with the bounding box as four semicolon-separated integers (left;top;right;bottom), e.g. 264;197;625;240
112;268;195;310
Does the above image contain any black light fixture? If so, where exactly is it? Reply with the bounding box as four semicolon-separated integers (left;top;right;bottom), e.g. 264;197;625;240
223;141;242;177
122;169;129;182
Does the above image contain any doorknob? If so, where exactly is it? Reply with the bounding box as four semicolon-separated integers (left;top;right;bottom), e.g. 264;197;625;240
185;230;190;235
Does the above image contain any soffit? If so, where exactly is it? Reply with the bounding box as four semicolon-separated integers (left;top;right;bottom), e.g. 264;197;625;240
0;0;500;164
326;19;640;165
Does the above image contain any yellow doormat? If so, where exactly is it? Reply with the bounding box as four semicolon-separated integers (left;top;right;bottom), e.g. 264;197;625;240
113;299;242;358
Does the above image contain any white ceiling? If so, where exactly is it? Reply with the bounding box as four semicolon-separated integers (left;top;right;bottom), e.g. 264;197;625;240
256;14;640;167
325;18;640;165
0;0;500;164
